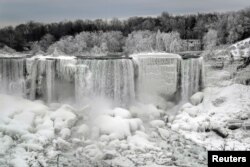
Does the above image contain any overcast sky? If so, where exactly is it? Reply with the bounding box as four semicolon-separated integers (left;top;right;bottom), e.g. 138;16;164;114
0;0;250;27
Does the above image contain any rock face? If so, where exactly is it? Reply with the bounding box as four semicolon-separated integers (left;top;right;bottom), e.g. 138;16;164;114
190;92;204;106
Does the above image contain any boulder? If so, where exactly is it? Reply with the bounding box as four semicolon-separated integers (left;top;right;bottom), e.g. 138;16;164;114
190;92;204;106
212;127;229;138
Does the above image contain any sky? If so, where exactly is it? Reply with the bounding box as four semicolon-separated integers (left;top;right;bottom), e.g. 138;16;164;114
0;0;250;27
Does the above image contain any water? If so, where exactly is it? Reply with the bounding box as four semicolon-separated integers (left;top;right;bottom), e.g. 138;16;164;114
181;57;204;101
132;53;182;105
76;59;136;107
0;58;26;96
45;60;56;103
0;54;205;107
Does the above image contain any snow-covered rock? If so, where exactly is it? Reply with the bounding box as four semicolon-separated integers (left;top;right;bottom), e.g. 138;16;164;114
104;107;131;118
50;104;77;130
127;131;157;151
229;38;250;60
130;104;164;121
0;135;13;155
150;120;165;128
94;115;132;139
190;92;204;106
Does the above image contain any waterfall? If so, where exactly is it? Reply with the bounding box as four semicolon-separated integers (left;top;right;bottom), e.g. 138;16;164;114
56;59;76;82
28;58;47;100
75;58;135;107
45;60;56;103
131;53;182;105
0;57;26;96
0;53;205;107
181;57;204;101
28;59;38;100
75;64;91;104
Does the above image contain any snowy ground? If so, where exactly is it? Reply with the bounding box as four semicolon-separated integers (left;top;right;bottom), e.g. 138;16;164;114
1;80;250;166
0;93;209;167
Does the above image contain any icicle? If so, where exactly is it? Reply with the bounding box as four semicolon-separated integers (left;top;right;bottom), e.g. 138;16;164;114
56;59;76;82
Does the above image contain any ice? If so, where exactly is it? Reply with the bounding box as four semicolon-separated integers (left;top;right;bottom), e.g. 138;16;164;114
0;135;13;155
127;131;157;151
229;37;250;60
50;104;77;130
93;115;132;139
172;84;250;150
75;59;136;107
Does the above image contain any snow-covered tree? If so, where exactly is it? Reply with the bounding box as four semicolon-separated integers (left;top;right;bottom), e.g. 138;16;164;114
203;29;218;50
162;32;182;52
155;30;164;51
124;31;155;54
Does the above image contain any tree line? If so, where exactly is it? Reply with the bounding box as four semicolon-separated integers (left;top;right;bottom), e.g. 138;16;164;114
0;7;250;53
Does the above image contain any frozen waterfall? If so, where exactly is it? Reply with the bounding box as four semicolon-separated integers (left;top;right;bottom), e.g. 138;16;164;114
75;58;136;107
131;53;182;106
181;57;204;101
0;53;205;107
0;57;26;96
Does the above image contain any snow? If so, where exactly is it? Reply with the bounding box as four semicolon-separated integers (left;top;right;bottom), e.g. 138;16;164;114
229;37;250;60
50;104;77;130
172;84;250;150
28;54;76;60
130;104;164;121
130;52;181;59
1;51;250;166
92;110;144;139
127;131;157;151
190;92;204;106
0;53;26;58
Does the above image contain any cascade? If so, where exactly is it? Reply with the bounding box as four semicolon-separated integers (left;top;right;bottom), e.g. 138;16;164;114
131;53;182;105
0;57;26;96
75;64;91;104
181;57;204;101
28;57;76;102
75;58;136;107
27;58;47;100
45;59;56;103
0;53;205;107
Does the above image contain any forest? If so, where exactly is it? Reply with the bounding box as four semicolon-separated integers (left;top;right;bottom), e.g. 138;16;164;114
0;7;250;55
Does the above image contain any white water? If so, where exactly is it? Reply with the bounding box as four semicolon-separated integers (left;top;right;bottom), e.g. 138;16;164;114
45;60;56;103
0;58;26;96
76;59;136;107
132;53;182;105
181;57;204;101
0;54;205;107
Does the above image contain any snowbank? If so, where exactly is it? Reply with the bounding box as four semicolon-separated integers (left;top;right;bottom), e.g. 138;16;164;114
229;38;250;60
172;84;250;150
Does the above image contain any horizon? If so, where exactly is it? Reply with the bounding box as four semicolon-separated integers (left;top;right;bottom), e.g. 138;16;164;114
0;0;250;28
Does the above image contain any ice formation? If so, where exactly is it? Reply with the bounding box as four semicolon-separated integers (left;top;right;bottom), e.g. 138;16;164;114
181;57;204;101
0;53;204;107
